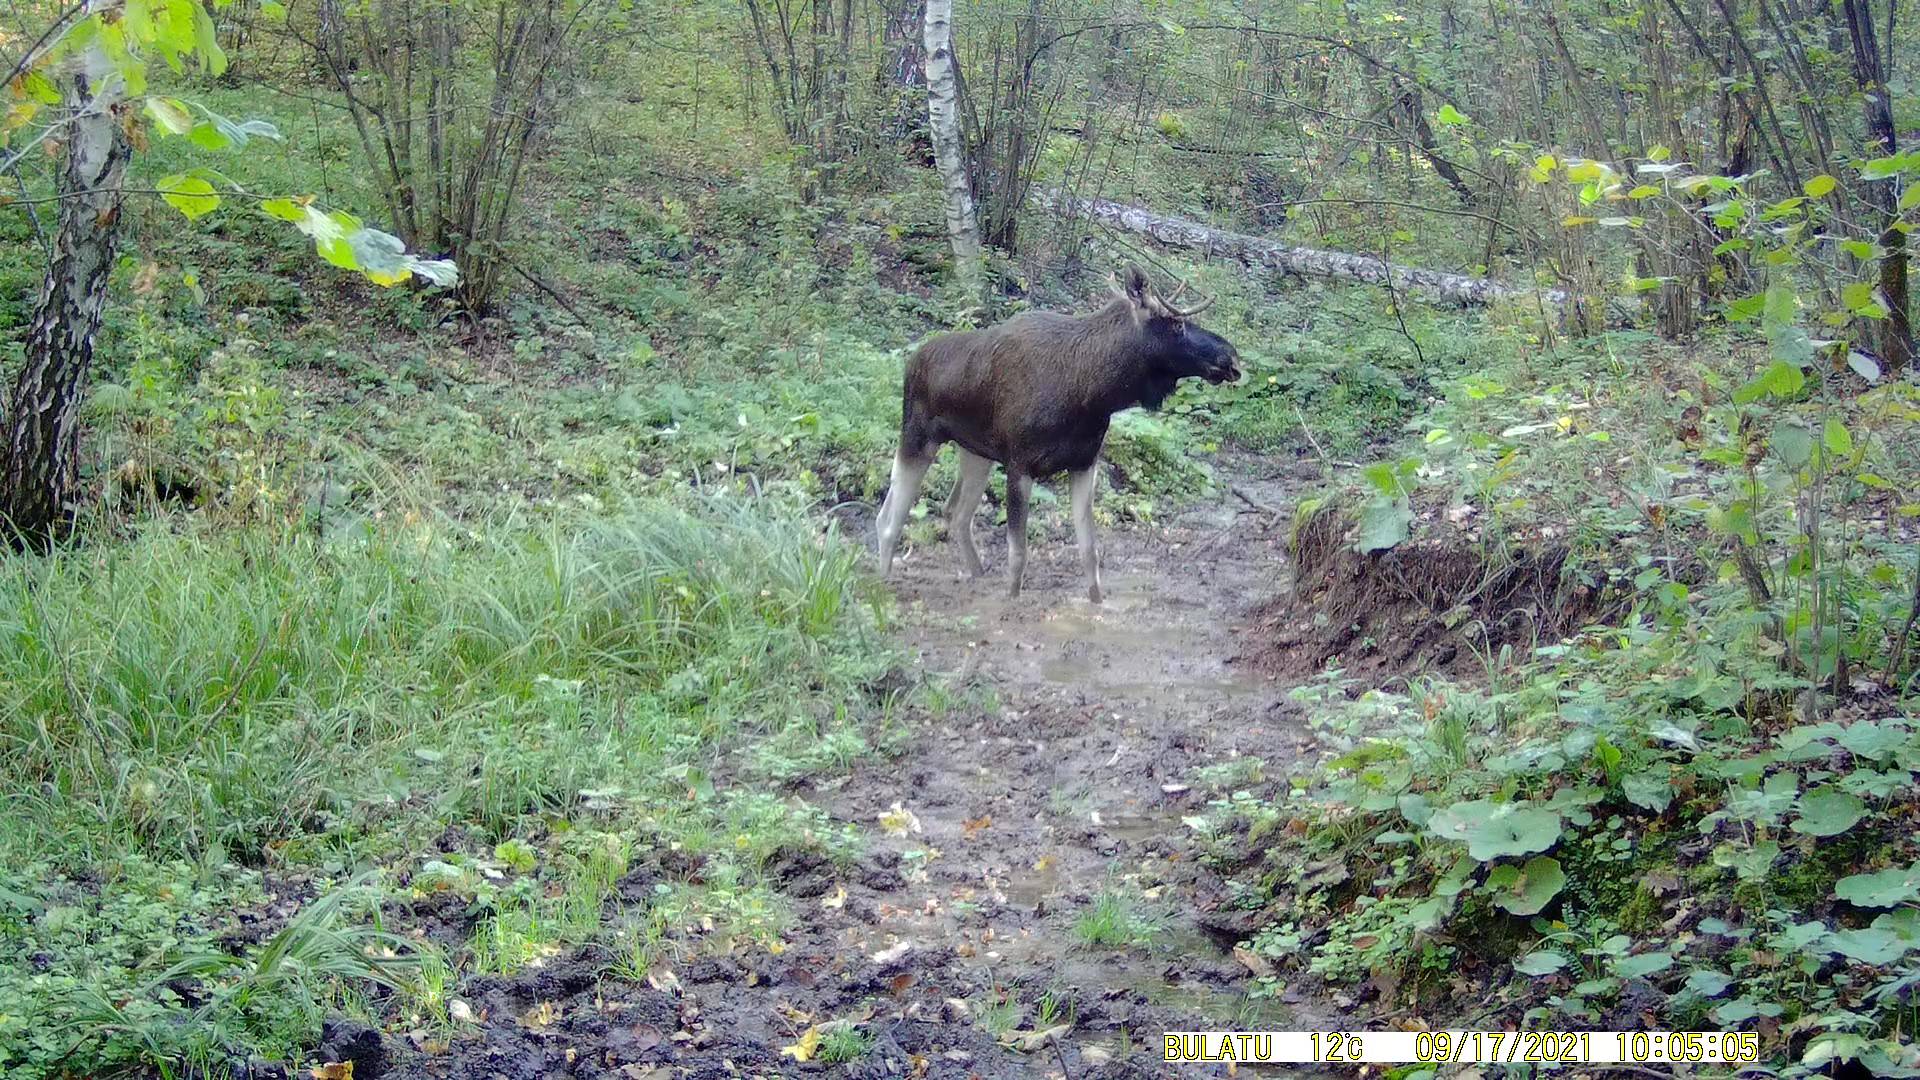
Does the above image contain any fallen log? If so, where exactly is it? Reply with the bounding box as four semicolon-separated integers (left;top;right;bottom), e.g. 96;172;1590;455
1039;191;1566;308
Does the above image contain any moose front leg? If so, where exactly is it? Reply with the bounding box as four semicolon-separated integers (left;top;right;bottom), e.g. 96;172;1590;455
1004;468;1033;598
1068;465;1103;603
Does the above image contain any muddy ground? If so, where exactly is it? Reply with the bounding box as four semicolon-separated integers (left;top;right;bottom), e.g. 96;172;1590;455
343;456;1347;1080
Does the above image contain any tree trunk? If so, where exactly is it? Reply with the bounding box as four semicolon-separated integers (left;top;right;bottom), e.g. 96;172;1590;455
1841;0;1913;372
876;0;929;158
2;72;130;548
1041;192;1566;307
924;0;982;292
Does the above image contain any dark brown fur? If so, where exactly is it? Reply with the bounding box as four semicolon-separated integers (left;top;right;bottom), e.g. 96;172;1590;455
876;264;1241;602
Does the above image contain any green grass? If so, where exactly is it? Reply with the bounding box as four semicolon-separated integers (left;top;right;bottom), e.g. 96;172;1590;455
0;498;895;1079
1074;889;1162;949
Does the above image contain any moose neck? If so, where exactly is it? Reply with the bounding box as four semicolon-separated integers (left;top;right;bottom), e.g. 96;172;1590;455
1077;299;1181;415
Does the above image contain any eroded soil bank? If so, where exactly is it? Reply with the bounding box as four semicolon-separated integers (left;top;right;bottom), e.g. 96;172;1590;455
352;457;1340;1080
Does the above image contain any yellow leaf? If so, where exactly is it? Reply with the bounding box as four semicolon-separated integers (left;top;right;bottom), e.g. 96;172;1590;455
820;886;847;910
876;801;921;837
781;1025;825;1062
310;1064;354;1080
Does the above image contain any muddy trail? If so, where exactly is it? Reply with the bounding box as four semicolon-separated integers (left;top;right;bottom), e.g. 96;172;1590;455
355;456;1342;1080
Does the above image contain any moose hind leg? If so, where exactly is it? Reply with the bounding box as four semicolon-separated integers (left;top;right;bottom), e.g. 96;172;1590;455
944;449;991;578
1069;465;1103;603
1004;468;1033;598
876;448;933;577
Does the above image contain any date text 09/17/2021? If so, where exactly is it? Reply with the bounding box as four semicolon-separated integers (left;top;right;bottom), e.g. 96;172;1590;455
1162;1031;1765;1065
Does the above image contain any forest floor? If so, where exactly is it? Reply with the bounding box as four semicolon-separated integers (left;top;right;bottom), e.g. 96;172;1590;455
356;452;1348;1080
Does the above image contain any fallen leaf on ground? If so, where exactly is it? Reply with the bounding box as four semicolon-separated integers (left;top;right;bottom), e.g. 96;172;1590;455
963;815;992;838
311;1065;353;1080
871;940;913;965
448;999;478;1024
820;885;847;910
878;802;922;836
520;1001;560;1030
781;1020;853;1062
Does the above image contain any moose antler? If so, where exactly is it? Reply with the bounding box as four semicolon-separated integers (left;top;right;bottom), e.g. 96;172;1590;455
1155;276;1215;318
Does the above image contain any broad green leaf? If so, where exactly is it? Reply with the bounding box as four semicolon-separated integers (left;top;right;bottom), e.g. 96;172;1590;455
1514;951;1567;976
1770;420;1813;468
1426;799;1562;861
1613;952;1674;979
1648;144;1671;161
1827;928;1914;965
1435;103;1468;126
1836;862;1920;907
1843;239;1880;260
1823;417;1854;456
188;120;232;150
1627;184;1661;199
1803;174;1838;197
260;197;307;222
21;70;61;105
1622;771;1673;813
144;96;194;134
1354;496;1411;554
156;173;218;219
1685;969;1733;997
1487;856;1565;915
1790;786;1866;837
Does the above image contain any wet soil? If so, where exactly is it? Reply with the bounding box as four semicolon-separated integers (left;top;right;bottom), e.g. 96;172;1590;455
365;457;1344;1080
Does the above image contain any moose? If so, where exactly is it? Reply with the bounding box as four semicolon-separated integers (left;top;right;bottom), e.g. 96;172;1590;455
875;264;1242;603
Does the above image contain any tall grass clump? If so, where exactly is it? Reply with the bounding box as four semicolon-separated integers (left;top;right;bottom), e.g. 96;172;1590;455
0;499;887;866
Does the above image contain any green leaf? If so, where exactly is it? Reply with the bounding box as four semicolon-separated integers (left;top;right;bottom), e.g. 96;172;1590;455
188;120;232;150
1426;799;1563;861
1435;103;1468;126
144;96;194;134
1685;969;1733;997
1487;856;1566;916
1791;786;1866;837
1836;862;1920;907
1803;174;1838;197
1648;144;1671;162
1354;496;1411;554
1771;421;1813;468
1734;360;1805;404
261;0;287;15
1827;928;1914;965
1514;950;1568;976
1622;771;1673;813
260;197;307;223
1843;281;1888;318
1823;417;1854;456
1613;952;1674;979
1627;184;1661;199
156;173;218;219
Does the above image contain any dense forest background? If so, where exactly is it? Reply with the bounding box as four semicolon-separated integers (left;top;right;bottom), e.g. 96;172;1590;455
3;0;1919;1076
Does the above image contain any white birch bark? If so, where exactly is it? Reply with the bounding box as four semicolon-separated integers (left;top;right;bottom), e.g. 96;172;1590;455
922;0;981;292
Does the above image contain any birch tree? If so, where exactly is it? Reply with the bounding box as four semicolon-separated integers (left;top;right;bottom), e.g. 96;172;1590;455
923;0;981;294
0;0;453;547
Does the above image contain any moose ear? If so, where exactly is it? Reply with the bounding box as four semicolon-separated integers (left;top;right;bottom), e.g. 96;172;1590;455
1119;264;1151;307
